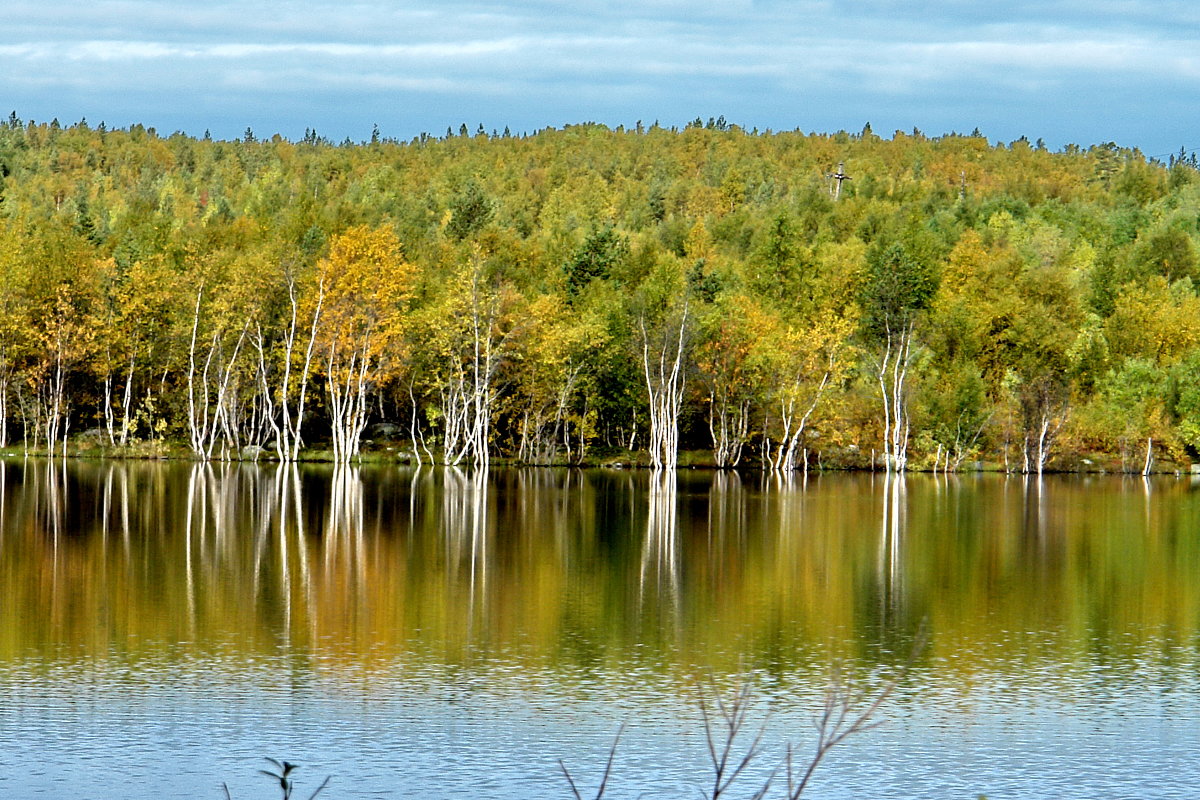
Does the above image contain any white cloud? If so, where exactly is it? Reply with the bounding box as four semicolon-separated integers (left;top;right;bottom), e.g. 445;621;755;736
1;0;1196;150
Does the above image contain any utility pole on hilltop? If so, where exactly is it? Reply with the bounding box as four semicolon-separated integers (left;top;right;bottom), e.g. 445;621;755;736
827;162;851;200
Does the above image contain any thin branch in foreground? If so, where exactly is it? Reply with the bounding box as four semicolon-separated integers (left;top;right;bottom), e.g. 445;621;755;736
304;775;331;800
698;679;775;800
559;723;625;800
557;630;927;800
784;630;927;799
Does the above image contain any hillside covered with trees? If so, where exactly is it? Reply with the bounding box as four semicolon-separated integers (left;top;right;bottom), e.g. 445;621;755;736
1;114;1198;472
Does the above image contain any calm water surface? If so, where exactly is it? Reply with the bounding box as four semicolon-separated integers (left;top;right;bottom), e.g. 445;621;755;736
1;460;1198;798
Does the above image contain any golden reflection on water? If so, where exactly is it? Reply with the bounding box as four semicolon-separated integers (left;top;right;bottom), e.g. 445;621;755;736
1;459;1199;685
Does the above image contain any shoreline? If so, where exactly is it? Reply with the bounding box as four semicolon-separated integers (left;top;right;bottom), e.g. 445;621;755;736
2;443;1193;476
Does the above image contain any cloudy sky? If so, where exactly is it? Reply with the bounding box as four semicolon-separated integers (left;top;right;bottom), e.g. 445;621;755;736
3;1;1197;154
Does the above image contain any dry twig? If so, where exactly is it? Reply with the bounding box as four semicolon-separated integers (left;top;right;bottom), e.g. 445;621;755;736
559;723;625;800
699;679;775;800
560;631;926;799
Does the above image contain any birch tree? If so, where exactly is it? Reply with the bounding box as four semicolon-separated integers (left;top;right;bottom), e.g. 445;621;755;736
860;242;937;471
422;252;517;467
508;294;606;465
185;283;251;461
636;257;692;470
0;231;27;449
17;227;101;455
97;257;177;447
36;286;97;454
695;294;759;469
313;225;414;463
254;263;323;462
1005;255;1082;474
922;232;1010;472
758;310;856;472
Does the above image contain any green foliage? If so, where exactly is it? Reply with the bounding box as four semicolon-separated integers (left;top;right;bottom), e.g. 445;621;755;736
0;117;1196;468
686;260;722;303
446;178;494;241
1129;227;1198;283
1168;353;1200;454
564;225;627;298
748;211;809;303
860;241;937;338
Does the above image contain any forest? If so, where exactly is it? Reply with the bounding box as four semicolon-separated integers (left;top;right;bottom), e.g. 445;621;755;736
0;114;1198;473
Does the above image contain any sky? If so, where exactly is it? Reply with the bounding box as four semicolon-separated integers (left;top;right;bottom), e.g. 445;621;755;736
3;1;1198;156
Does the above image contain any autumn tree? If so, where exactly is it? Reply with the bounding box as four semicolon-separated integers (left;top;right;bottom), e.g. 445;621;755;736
96;255;179;447
0;117;1192;471
1004;263;1082;474
11;224;102;454
254;255;324;463
694;293;760;468
507;293;607;464
860;239;938;470
634;250;691;470
416;249;518;466
313;225;414;462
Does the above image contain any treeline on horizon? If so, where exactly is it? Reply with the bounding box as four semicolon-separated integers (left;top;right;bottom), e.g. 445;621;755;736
1;112;1198;472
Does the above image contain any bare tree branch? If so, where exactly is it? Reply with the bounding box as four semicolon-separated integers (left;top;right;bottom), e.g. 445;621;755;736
559;723;624;800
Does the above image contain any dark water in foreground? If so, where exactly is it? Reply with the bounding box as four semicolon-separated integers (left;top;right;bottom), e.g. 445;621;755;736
0;460;1198;798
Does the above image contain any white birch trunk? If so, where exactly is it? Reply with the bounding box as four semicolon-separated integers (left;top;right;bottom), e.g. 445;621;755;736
103;368;116;446
255;276;322;463
441;264;507;467
1021;407;1063;475
283;277;323;461
640;303;689;470
326;335;373;463
0;374;7;449
44;346;67;456
877;320;914;472
118;355;135;447
186;287;251;461
765;356;834;473
708;391;750;469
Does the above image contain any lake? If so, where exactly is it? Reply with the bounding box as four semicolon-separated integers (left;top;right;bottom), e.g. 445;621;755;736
0;460;1198;798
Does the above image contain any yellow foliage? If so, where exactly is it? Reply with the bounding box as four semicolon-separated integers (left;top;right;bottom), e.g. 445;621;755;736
683;220;714;260
315;225;416;379
1106;277;1200;365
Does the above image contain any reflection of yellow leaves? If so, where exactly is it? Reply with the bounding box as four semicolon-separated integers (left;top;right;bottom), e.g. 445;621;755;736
8;466;1200;691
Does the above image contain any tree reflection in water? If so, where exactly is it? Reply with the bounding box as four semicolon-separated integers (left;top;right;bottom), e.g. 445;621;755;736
640;469;679;613
324;463;365;593
0;461;1197;685
442;467;490;640
878;471;906;623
